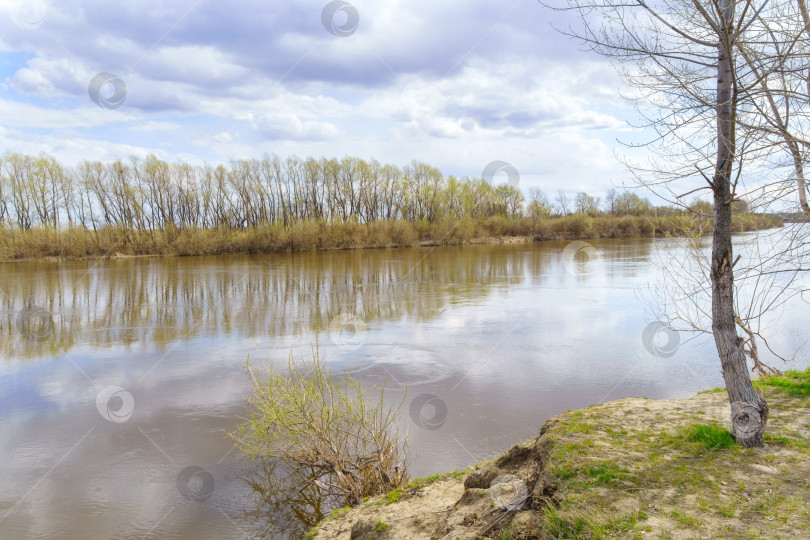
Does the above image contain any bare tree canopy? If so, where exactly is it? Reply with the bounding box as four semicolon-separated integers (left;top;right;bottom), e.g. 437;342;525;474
547;0;810;446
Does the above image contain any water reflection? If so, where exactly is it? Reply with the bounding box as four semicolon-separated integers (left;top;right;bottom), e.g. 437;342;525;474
239;459;331;540
5;238;799;539
0;240;652;361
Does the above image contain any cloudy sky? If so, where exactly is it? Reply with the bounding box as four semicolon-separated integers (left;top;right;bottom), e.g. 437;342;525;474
0;0;641;196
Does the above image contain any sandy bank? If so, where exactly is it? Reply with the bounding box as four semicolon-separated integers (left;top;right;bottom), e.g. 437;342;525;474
311;372;810;539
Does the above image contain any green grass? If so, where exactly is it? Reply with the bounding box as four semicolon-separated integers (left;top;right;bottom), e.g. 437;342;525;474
698;368;810;399
670;509;700;527
541;506;649;539
717;503;736;518
305;505;350;538
309;368;810;539
764;434;791;445
359;469;469;509
327;506;351;519
499;521;515;540
567;421;596;434
405;468;467;490
374;519;388;532
539;378;810;538
585;463;633;485
356;470;469;509
684;423;735;450
755;368;810;396
386;487;403;504
697;387;727;394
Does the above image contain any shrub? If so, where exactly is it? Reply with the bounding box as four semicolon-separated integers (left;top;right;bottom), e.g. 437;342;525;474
553;213;594;238
388;220;417;246
429;216;477;244
0;213;782;261
454;218;476;241
482;215;508;236
509;217;534;236
290;220;320;251
412;219;431;239
427;216;458;243
366;220;392;247
607;216;634;237
171;227;209;256
230;349;409;506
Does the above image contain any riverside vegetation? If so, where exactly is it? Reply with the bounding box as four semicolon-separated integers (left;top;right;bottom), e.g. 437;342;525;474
309;368;810;539
229;351;409;509
230;350;810;539
0;152;781;261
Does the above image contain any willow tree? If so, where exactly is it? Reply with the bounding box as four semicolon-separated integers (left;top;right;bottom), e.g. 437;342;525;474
552;0;808;446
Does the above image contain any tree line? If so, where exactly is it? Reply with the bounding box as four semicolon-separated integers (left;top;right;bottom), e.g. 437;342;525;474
0;152;707;233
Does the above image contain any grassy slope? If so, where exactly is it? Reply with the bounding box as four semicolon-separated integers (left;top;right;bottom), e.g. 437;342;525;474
312;369;810;539
541;369;810;539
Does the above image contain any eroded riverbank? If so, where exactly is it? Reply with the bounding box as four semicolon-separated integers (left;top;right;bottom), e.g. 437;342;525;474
312;370;810;539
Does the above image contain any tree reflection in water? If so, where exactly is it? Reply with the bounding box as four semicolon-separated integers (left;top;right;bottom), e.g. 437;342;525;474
0;241;651;361
240;457;339;539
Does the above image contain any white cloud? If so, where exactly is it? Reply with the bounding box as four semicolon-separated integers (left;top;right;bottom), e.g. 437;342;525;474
0;97;132;128
252;112;340;140
0;0;642;194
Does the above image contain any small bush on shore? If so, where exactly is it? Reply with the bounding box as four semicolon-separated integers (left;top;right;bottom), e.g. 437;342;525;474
230;349;409;506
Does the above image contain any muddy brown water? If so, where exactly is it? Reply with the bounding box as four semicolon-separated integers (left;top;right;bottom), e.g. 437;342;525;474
0;237;807;539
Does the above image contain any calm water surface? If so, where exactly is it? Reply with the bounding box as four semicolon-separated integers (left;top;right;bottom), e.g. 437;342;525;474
1;237;807;539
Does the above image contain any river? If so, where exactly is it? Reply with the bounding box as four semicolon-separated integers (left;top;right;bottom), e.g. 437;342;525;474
1;235;807;538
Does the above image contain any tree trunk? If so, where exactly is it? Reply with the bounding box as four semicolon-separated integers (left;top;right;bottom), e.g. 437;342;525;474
712;0;768;447
799;0;810;100
797;0;810;213
790;141;809;214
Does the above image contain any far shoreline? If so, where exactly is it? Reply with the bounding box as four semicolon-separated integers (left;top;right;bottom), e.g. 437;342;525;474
0;234;539;264
0;213;783;264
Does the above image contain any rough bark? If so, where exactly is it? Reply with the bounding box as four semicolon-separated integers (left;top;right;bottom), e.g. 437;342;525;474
712;0;768;447
798;0;810;213
789;142;809;214
799;0;810;98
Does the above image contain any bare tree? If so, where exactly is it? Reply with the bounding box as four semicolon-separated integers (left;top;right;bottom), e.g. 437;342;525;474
555;190;570;215
528;186;553;220
552;0;810;446
732;1;810;214
605;188;618;214
0;157;7;224
574;191;600;215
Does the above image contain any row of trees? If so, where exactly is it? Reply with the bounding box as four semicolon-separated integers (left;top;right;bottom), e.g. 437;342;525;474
0;152;681;233
528;187;656;217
